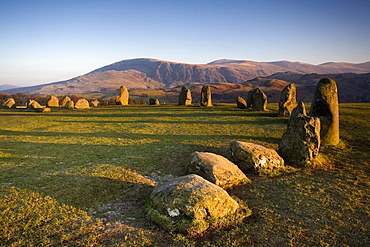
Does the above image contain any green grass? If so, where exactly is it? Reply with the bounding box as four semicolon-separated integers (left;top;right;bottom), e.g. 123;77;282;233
0;103;369;246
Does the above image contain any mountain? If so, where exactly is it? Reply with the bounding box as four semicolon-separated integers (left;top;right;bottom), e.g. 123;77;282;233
3;58;370;99
0;84;19;92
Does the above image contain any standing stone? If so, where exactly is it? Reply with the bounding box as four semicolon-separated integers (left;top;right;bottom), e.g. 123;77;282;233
60;96;72;107
178;86;192;105
309;78;339;145
246;91;253;108
115;86;129;105
278;83;297;117
1;98;16;109
90;99;100;107
74;98;90;109
279;110;321;167
187;152;250;188
230;141;284;172
46;95;59;107
236;97;247;109
250;88;267;111
291;101;307;120
27;100;43;109
65;100;75;109
200;85;212;107
149;98;160;105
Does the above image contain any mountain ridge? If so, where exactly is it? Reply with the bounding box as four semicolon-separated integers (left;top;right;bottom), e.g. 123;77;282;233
2;58;370;101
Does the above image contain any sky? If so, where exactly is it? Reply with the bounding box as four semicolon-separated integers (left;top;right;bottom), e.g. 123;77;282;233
1;0;370;86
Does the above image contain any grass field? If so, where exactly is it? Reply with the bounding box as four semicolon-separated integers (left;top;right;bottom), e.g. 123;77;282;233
0;103;369;246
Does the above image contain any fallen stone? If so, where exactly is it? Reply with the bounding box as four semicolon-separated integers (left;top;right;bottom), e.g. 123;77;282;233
188;152;250;188
149;174;240;234
230;141;284;172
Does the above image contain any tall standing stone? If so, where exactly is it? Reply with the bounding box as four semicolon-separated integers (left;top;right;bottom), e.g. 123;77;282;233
250;88;267;111
278;83;297;117
246;91;253;108
309;78;339;145
115;86;129;105
200;85;212;107
178;86;192;105
46;95;59;107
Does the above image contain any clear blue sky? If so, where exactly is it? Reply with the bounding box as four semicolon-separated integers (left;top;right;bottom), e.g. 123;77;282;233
1;0;370;86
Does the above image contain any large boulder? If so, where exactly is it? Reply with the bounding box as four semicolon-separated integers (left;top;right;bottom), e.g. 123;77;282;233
1;98;16;109
115;86;129;105
178;86;192;105
74;99;90;109
279;107;321;166
309;78;339;145
200;85;212;107
236;97;247;109
230;141;284;172
250;88;267;111
46;95;59;107
278;83;297;117
187;152;250;188
148;174;243;234
149;98;160;105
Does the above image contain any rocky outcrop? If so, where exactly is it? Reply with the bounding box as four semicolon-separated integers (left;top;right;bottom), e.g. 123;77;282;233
230;141;284;172
309;78;339;145
278;83;297;117
178;86;192;105
200;85;212;107
187;152;250;188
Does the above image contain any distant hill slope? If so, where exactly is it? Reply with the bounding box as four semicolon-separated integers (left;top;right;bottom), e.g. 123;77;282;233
3;58;370;103
0;84;19;91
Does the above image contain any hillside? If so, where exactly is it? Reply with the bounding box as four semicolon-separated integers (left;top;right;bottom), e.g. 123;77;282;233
2;58;370;103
